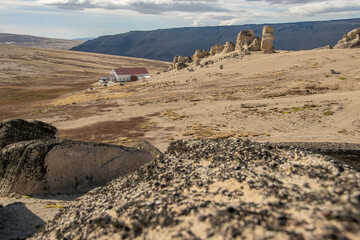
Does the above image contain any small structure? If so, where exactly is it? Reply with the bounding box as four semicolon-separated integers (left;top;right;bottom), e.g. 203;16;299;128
110;67;150;82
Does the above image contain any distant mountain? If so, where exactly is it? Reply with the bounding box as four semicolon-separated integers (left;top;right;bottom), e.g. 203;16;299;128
72;38;94;41
71;18;360;62
0;33;84;50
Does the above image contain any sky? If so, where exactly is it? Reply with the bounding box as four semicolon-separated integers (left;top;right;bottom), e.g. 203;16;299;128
0;0;359;39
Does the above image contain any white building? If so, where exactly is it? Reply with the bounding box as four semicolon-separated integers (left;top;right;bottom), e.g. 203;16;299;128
110;67;150;82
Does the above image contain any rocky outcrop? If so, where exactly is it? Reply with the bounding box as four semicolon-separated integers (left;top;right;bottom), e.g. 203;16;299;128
172;55;192;70
222;41;235;54
0;119;155;195
209;44;224;56
235;30;255;51
334;27;360;49
33;138;360;239
0;119;57;149
175;62;186;70
249;37;261;51
192;49;209;62
261;25;275;53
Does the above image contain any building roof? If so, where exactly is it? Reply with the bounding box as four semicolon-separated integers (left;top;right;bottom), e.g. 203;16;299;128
113;67;149;75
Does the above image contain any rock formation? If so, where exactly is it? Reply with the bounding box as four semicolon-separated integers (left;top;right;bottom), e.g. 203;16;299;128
261;25;275;53
222;41;235;54
334;27;360;49
0;119;57;148
33;138;360;239
209;44;225;56
172;55;192;70
235;30;255;51
0;119;155;195
192;49;209;62
249;37;261;51
170;26;275;71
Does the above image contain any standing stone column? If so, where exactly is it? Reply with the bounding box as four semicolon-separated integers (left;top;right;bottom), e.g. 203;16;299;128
261;26;274;53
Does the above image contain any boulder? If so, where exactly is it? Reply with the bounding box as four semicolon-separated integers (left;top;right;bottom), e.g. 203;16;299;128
192;49;209;62
209;44;225;55
261;26;274;53
0;119;58;149
0;120;155;195
172;56;192;70
249;37;261;51
222;41;235;54
334;27;360;49
175;62;186;70
133;141;163;158
235;30;255;51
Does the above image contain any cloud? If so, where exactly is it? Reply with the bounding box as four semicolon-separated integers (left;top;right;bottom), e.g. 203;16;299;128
245;0;324;4
288;1;360;15
36;0;229;14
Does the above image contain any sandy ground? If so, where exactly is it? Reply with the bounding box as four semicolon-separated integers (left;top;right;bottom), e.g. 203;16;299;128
30;48;360;152
0;46;359;238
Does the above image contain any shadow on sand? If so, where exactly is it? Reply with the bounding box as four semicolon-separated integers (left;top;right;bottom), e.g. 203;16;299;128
0;202;45;240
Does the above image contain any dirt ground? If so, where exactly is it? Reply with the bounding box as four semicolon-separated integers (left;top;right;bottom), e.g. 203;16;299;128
1;46;359;238
16;48;359;152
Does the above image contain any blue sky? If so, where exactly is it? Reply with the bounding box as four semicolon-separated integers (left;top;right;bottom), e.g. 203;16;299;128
1;0;360;39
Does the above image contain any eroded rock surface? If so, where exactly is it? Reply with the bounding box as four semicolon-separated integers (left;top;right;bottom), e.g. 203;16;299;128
209;44;225;56
33;138;360;240
0;119;57;149
235;30;255;51
261;25;275;53
222;41;235;54
334;27;360;49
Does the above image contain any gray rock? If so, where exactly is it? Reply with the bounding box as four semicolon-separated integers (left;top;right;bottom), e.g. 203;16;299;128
0;119;58;149
0;119;155;196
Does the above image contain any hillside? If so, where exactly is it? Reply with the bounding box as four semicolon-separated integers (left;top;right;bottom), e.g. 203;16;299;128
0;44;360;239
0;44;169;121
0;33;84;50
71;18;360;61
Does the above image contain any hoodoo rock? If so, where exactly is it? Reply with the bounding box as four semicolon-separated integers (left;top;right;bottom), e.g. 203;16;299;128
222;41;235;54
334;27;360;49
0;119;155;195
192;49;209;62
209;44;225;56
261;25;275;53
235;30;255;51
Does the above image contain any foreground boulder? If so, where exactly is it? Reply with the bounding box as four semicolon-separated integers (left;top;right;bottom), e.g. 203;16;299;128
0;120;155;195
334;27;360;49
0;119;57;149
33;138;360;239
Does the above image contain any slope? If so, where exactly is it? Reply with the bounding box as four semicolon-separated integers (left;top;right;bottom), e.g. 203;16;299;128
0;33;84;50
71;18;360;61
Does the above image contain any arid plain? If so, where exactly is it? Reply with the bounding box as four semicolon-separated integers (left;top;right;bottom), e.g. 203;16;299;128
1;45;358;152
0;43;360;239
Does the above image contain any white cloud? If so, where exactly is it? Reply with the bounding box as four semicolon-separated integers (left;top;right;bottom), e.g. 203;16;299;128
35;0;228;14
288;0;360;15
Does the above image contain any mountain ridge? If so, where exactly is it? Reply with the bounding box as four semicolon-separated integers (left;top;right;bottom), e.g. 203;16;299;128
0;33;84;50
71;18;360;61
